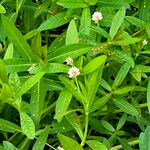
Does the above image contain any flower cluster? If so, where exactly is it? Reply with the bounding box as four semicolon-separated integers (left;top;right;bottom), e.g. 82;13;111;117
68;67;80;78
143;39;148;45
57;146;64;150
92;11;103;23
64;57;80;78
65;56;73;65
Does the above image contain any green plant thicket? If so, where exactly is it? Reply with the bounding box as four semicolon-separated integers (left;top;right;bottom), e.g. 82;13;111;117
0;0;150;149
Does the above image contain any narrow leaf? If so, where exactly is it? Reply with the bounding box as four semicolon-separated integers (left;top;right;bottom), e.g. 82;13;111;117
86;140;108;150
109;7;125;39
20;112;35;139
66;19;79;45
147;80;150;114
38;12;70;31
47;43;92;63
2;15;33;60
55;88;72;122
0;119;22;133
15;72;45;99
81;55;107;75
30;78;45;128
32;127;49;150
113;97;139;116
58;133;83;150
112;63;130;88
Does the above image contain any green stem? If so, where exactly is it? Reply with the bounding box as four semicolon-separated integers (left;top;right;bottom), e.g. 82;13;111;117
41;102;56;118
110;139;139;150
75;77;80;91
81;110;89;146
19;137;30;150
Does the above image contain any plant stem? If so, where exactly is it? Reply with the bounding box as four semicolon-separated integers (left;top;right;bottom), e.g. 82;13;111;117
110;139;139;150
81;110;89;146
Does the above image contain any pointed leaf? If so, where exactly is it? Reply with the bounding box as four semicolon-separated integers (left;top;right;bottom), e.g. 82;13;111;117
1;15;33;60
32;127;49;150
55;88;72;122
86;140;108;150
109;7;125;39
58;133;83;150
113;97;139;116
66;19;79;45
20;112;35;139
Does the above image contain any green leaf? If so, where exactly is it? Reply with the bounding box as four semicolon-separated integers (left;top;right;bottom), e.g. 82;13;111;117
47;43;92;63
0;59;8;83
79;7;91;35
139;0;150;22
20;112;35;139
4;43;13;60
66;19;79;45
55;88;72;122
147;80;150;114
101;120;115;132
109;6;125;39
113;97;139;116
0;4;6;14
30;78;45;128
118;137;132;150
125;16;145;28
0;119;22;133
66;112;83;139
110;49;135;68
57;0;88;8
9;72;21;109
32;126;49;150
139;126;150;150
112;63;130;88
3;141;18;150
81;55;107;75
113;31;141;45
38;12;70;31
34;0;51;18
15;72;45;100
132;65;150;73
29;63;69;74
59;75;86;106
91;26;111;39
3;59;32;73
116;113;127;130
113;86;134;95
98;0;129;9
90;94;111;112
1;15;33;60
86;62;106;106
86;140;108;150
100;78;112;92
58;133;83;150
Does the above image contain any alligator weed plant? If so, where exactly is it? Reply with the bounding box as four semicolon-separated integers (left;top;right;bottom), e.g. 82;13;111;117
0;0;150;149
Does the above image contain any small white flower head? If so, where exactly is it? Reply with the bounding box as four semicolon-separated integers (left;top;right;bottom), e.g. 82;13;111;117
27;64;36;72
143;39;148;45
65;56;73;65
68;67;80;78
0;43;2;49
92;11;103;23
57;146;64;150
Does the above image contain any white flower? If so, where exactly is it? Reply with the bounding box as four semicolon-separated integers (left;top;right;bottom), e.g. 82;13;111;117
27;64;36;72
65;56;73;65
0;43;2;50
68;67;80;78
57;146;64;150
143;39;148;45
92;11;103;23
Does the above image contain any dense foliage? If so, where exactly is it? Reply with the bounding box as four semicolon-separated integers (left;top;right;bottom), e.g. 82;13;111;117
0;0;150;149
